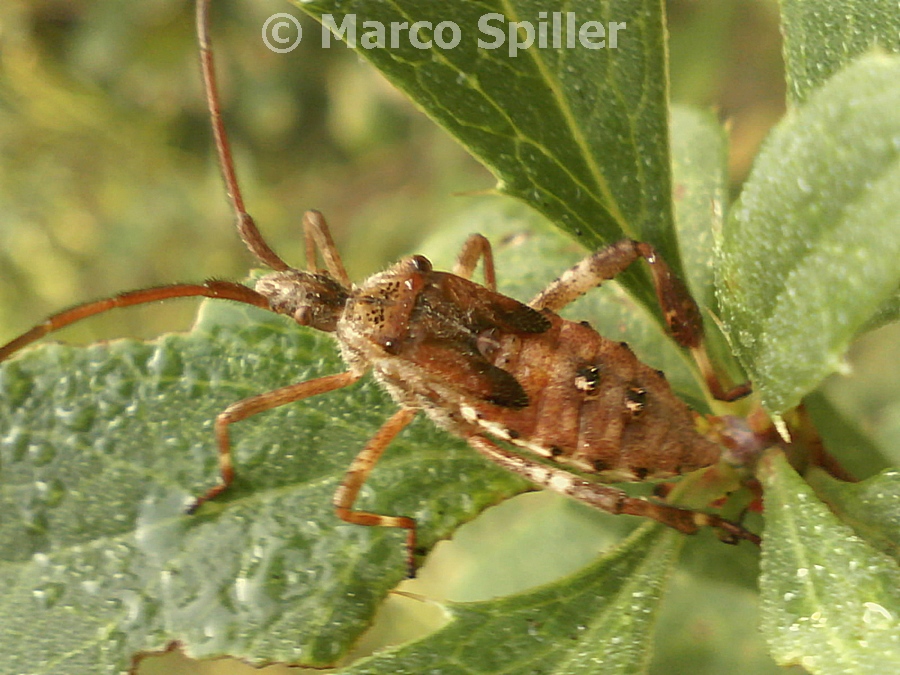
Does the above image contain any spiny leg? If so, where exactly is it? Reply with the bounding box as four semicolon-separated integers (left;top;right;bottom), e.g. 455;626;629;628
189;370;363;512
636;244;748;401
333;407;420;576
302;210;351;286
0;281;270;363
529;240;701;339
529;240;749;402
467;436;760;546
453;234;497;289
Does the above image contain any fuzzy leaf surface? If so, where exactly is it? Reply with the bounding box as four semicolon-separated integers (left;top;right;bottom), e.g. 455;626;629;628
295;0;676;311
339;525;682;675
758;451;900;674
780;0;900;104
717;54;900;413
805;467;900;563
0;299;528;673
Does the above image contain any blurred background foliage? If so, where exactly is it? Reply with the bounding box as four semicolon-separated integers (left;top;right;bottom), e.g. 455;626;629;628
0;0;488;346
0;0;786;345
1;0;897;673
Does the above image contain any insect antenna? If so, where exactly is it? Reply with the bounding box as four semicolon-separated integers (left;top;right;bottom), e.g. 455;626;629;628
0;1;294;363
196;0;290;272
0;281;271;362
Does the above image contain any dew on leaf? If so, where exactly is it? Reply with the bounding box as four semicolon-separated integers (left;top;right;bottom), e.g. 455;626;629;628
4;427;28;461
863;601;893;625
148;343;185;382
0;363;34;407
234;576;251;604
34;478;67;508
32;582;66;609
81;579;101;595
28;442;57;467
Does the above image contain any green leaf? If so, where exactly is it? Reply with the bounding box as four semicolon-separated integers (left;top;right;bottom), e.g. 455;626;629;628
860;289;900;334
780;0;900;105
803;391;894;479
339;525;682;675
805;467;900;562
294;0;677;311
758;450;900;673
669;105;729;310
717;54;900;413
668;105;747;391
0;302;527;672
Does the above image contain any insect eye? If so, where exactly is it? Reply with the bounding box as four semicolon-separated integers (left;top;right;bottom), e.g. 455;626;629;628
380;337;401;354
294;306;312;326
409;255;432;272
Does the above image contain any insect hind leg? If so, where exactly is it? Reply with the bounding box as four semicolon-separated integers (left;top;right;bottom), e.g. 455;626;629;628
467;435;760;546
529;240;701;341
529;240;750;402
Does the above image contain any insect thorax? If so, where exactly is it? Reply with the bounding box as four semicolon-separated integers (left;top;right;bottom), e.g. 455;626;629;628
339;264;722;484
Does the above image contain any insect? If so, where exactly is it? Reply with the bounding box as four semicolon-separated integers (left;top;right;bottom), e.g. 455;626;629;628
0;0;759;577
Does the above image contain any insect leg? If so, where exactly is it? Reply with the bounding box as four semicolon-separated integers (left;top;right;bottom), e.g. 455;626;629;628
453;234;497;289
0;281;270;363
302;210;352;286
529;240;750;402
687;346;752;402
529;240;696;333
467;435;760;546
635;243;750;401
333;407;420;576
188;370;363;512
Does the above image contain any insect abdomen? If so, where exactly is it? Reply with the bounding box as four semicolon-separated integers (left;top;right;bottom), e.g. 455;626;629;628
467;315;722;480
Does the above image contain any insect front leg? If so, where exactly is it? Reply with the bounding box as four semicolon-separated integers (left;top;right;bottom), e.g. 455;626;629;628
453;234;497;289
189;370;362;512
302;210;351;286
333;407;420;576
467;436;760;546
529;240;749;402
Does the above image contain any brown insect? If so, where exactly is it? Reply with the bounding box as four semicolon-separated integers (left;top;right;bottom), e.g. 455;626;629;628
0;0;759;576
